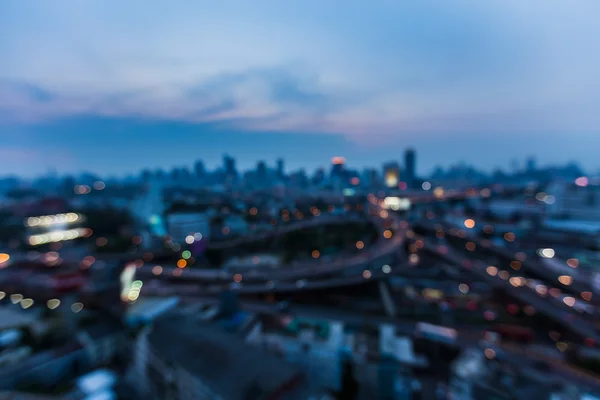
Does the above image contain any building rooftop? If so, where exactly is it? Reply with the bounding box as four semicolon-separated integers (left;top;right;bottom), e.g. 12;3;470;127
149;314;308;399
125;296;179;326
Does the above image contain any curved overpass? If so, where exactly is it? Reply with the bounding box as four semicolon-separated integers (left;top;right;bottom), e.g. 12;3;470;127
137;210;404;284
143;227;600;344
207;214;368;250
143;263;401;296
135;188;509;291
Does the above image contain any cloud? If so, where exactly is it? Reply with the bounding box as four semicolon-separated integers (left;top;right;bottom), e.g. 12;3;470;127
0;0;599;140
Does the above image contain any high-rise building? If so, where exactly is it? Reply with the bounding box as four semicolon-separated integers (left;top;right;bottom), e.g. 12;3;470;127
194;160;206;179
276;158;285;179
312;168;326;186
256;161;267;182
330;157;346;178
404;149;416;189
223;154;238;179
141;169;152;182
382;162;400;188
526;156;536;173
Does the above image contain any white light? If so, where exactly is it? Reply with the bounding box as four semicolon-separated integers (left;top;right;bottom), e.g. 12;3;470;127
185;235;195;244
47;299;61;310
383;197;411;211
382;265;391;274
50;232;64;242
27;217;40;227
66;213;79;222
10;294;23;304
538;248;555;258
28;228;89;246
422;182;432;191
26;213;80;227
21;299;34;309
71;302;84;313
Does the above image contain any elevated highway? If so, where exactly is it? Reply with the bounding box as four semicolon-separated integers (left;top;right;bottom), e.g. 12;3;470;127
136;208;403;283
419;238;600;343
416;219;599;303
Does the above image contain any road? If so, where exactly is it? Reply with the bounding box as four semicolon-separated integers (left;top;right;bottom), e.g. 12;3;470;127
420;238;600;343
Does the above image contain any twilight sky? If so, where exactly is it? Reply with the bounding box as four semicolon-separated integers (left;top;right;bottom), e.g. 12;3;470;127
1;0;599;177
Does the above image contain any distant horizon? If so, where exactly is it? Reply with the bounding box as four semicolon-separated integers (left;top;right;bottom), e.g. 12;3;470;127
3;139;593;181
2;2;599;177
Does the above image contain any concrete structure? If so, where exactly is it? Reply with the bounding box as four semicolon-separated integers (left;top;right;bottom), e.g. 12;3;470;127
547;181;600;221
131;313;310;400
167;212;212;243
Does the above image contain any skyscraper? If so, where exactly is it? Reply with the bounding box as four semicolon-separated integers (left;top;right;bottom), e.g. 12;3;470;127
194;160;206;179
276;158;285;179
223;154;238;180
256;160;267;182
330;157;346;178
526;156;537;173
382;162;400;188
404;149;416;189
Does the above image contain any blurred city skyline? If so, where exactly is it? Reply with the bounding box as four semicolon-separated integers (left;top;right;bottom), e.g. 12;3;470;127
1;1;599;176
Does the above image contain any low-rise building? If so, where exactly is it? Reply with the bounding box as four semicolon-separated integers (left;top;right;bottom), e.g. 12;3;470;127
130;313;311;400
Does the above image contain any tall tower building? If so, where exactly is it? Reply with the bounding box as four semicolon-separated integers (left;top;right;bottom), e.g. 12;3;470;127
194;160;206;179
223;154;238;180
526;156;537;173
330;157;346;178
404;148;416;189
382;162;401;188
256;160;267;182
276;158;285;179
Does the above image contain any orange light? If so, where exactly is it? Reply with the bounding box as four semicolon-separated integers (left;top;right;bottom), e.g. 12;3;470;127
383;230;393;239
152;266;163;275
464;219;475;229
312;250;320;258
510;261;521;270
504;232;515;242
356;241;365;249
233;273;243;283
558;275;573;286
0;253;10;264
249;207;258;215
465;242;476;251
177;259;187;268
331;156;346;165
